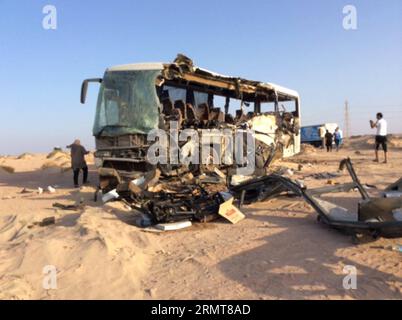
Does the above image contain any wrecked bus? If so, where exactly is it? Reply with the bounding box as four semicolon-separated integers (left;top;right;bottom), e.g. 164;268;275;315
80;54;301;192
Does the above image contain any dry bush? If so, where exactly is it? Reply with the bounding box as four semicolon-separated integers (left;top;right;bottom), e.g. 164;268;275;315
41;161;60;170
17;153;33;160
54;154;70;162
389;136;402;148
61;166;72;173
42;160;72;173
300;143;317;154
47;150;68;159
60;161;71;172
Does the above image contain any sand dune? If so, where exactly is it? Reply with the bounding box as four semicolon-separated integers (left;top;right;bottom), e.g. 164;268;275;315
0;205;155;299
347;134;402;150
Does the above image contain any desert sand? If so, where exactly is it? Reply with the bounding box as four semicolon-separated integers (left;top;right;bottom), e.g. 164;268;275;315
1;135;402;300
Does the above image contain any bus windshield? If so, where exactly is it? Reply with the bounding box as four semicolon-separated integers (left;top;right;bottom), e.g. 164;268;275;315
93;70;161;137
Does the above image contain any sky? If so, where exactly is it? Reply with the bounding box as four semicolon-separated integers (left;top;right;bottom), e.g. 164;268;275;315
0;0;401;155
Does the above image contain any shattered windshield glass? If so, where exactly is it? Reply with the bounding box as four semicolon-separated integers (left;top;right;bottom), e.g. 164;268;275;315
93;70;161;136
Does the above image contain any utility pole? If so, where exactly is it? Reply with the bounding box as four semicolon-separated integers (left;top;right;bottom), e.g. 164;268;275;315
344;100;350;140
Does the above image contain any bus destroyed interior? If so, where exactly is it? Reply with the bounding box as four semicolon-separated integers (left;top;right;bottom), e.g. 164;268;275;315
82;54;301;222
85;54;301;184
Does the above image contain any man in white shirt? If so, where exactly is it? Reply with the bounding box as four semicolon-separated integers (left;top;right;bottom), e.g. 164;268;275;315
370;113;388;163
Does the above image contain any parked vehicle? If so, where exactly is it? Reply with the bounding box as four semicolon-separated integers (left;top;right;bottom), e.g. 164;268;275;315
301;123;339;147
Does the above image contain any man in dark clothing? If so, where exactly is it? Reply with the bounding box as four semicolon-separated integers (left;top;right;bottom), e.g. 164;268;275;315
325;130;333;152
67;139;90;188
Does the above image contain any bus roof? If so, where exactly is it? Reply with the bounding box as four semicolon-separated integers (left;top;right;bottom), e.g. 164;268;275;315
106;55;300;101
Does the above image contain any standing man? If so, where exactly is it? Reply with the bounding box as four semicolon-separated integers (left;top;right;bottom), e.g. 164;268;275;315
370;113;388;163
67;139;90;188
334;127;342;152
325;130;333;152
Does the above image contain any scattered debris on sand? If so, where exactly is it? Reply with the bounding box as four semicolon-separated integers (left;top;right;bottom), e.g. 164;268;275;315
53;202;85;211
92;156;402;241
386;178;402;193
20;188;33;194
38;216;56;227
306;172;341;180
